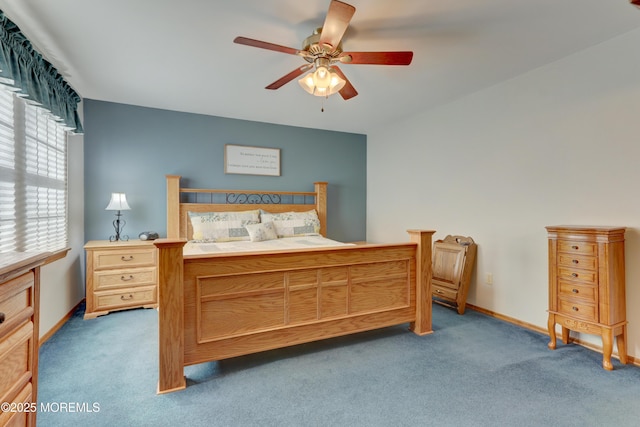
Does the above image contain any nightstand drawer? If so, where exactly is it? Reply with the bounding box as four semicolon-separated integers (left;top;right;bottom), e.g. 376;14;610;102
93;248;156;270
557;241;597;256
557;254;596;271
94;267;156;291
558;281;597;302
94;286;157;311
558;298;597;322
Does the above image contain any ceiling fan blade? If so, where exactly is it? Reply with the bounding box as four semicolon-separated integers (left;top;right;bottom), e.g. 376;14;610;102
319;0;356;51
265;64;314;90
331;66;358;100
339;51;413;65
234;36;302;56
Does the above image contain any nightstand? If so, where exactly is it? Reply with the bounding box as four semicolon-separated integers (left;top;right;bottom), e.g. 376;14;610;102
84;240;158;319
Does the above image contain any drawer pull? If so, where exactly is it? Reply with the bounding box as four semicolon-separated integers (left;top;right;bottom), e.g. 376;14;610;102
572;245;579;250
121;294;134;301
121;255;134;261
572;259;579;264
571;273;578;278
121;275;134;281
572;289;579;294
435;289;443;294
0;312;4;324
572;306;579;311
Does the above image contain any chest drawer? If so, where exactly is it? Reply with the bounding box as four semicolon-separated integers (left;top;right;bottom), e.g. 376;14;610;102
558;281;597;302
557;254;597;271
94;267;156;291
557;240;597;256
93;248;156;270
558;298;597;322
557;267;597;284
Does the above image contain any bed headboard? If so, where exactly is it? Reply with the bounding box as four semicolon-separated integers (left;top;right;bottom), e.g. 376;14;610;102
166;175;328;240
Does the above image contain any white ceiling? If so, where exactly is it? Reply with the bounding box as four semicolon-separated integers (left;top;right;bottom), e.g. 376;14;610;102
1;0;639;134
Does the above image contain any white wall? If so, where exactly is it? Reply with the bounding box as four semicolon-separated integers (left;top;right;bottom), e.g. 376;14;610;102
38;127;85;339
367;29;640;360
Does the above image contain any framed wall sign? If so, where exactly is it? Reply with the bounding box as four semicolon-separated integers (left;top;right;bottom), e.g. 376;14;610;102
224;144;281;176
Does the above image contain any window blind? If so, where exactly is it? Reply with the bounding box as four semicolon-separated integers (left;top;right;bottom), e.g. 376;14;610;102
0;83;68;253
0;87;16;252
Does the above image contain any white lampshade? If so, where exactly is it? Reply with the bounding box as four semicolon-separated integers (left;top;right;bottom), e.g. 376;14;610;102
105;193;131;211
298;66;346;97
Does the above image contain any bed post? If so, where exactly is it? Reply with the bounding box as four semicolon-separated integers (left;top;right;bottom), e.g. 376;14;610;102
154;238;187;394
407;230;435;336
166;175;181;239
314;182;328;237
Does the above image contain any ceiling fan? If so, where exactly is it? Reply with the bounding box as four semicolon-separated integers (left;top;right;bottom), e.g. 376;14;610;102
233;0;413;100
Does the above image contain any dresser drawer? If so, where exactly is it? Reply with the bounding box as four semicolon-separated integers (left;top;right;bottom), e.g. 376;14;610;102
0;321;33;402
94;286;157;311
0;382;32;427
94;267;156;291
558;281;597;302
432;284;457;300
557;254;597;271
0;272;33;330
558;298;597;322
557;267;597;284
93;248;156;270
557;240;597;256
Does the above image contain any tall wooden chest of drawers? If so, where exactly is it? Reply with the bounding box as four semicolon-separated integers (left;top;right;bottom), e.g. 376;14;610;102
84;240;158;319
546;225;627;370
1;252;50;427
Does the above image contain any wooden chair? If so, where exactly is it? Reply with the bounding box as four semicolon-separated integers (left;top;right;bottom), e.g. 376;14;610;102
431;235;477;314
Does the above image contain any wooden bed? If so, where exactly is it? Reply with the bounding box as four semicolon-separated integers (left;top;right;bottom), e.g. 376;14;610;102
154;175;434;394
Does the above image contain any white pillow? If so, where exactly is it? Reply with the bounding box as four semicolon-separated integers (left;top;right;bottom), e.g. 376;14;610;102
260;209;320;237
188;210;260;242
245;221;278;242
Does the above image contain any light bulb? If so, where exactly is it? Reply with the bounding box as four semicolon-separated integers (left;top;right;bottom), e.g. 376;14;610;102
313;66;332;89
298;66;346;97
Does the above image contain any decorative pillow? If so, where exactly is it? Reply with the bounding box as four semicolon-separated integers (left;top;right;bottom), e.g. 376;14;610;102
188;210;260;242
245;221;278;242
260;209;320;237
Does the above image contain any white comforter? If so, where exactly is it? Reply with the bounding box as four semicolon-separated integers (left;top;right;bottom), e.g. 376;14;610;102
183;234;353;256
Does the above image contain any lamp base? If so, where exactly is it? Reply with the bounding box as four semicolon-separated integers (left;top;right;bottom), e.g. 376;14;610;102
109;211;129;242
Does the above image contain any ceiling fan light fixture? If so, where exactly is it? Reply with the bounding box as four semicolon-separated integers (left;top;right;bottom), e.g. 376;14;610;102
298;66;345;97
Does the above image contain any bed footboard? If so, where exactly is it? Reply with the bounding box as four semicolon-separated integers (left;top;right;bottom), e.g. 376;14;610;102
155;230;434;394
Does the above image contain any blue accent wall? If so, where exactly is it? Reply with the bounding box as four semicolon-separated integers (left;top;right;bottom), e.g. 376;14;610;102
83;99;366;242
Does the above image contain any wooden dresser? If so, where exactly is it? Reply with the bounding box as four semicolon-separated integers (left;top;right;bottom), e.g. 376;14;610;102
546;225;627;370
0;252;50;427
84;240;158;319
431;235;477;315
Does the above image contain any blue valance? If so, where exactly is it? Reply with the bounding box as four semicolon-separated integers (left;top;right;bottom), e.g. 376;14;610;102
0;11;83;133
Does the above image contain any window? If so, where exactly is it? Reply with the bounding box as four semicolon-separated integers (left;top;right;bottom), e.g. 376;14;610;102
0;84;68;253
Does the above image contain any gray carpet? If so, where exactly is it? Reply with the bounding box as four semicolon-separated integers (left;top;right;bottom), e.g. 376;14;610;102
37;303;640;426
